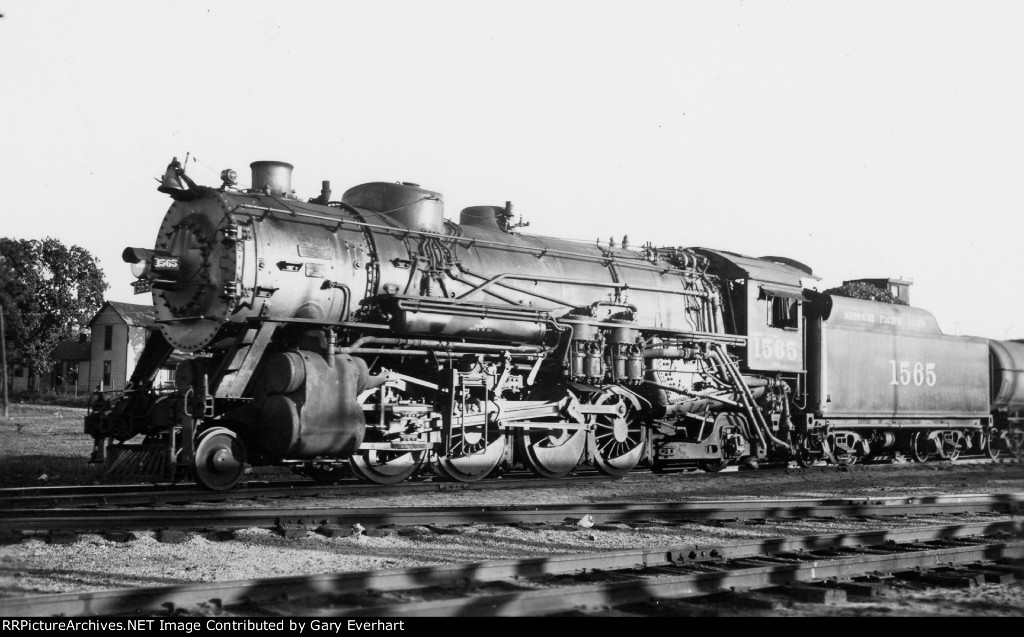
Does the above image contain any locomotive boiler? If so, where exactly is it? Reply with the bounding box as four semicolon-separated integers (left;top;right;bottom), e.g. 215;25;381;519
83;159;1024;489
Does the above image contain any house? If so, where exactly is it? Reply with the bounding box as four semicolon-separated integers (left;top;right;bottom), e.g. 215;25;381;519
4;341;84;394
51;336;92;396
87;301;176;392
2;301;180;395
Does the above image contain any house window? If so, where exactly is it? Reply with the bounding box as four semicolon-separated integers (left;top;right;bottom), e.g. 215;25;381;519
14;368;23;378
103;361;111;388
768;295;799;330
104;326;113;350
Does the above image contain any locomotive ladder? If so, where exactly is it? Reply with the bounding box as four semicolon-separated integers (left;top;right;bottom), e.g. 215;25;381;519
443;370;491;457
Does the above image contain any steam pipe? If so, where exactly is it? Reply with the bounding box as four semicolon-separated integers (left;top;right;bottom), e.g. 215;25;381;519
711;347;791;451
339;336;545;355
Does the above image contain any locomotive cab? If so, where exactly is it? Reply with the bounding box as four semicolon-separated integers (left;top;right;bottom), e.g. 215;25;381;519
693;249;815;374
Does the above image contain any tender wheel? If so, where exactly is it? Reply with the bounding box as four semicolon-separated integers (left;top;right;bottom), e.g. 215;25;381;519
945;441;962;462
696;459;730;473
193;427;246;491
982;431;1002;460
1006;426;1024;459
351;448;427;485
909;432;932;463
794;434;825;468
586;388;647;476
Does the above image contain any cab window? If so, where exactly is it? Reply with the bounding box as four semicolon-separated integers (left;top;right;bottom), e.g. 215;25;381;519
768;295;799;330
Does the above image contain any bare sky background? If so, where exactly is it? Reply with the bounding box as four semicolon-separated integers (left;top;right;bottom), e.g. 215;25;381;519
1;1;1022;338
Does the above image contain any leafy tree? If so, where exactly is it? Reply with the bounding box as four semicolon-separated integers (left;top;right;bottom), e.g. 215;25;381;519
0;238;107;389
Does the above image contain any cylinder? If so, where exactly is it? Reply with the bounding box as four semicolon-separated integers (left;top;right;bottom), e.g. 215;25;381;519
609;326;638;344
611;344;627;381
627;345;644;380
264;351;307;395
584;343;603;379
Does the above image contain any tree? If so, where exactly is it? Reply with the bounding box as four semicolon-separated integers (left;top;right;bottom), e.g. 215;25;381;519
0;237;107;390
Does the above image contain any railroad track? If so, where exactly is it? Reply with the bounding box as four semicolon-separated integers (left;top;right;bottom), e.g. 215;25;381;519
3;521;1021;617
3;494;1022;538
0;471;622;510
2;456;1016;510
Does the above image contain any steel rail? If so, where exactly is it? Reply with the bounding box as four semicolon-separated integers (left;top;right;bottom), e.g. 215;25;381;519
1;457;1016;510
2;520;1020;617
2;494;1022;533
0;472;622;510
327;529;1024;617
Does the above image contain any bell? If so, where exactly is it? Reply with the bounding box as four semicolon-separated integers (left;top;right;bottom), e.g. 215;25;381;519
157;157;185;194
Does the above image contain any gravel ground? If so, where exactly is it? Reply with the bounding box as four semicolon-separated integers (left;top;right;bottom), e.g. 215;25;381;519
1;461;1022;616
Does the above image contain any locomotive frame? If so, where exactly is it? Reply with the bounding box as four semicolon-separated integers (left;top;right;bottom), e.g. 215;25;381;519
83;159;1024;489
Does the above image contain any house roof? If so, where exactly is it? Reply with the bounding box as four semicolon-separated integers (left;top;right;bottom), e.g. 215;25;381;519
89;301;156;328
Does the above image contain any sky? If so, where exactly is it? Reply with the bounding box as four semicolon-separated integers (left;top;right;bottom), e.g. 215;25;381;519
1;1;1023;339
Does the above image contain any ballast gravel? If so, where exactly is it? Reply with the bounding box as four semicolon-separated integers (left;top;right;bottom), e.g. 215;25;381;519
1;461;1023;616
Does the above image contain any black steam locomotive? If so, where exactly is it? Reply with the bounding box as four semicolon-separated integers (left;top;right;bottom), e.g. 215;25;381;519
84;159;1024;489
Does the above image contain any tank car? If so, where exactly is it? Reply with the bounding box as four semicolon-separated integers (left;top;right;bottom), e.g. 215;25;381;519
83;158;1023;489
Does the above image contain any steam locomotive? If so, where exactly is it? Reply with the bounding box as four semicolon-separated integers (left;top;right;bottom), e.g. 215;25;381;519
84;159;1024;489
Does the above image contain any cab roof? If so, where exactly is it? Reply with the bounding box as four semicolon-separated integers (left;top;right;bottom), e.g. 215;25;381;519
691;248;817;288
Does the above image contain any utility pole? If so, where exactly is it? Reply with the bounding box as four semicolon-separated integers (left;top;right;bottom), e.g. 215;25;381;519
0;255;7;418
0;303;6;418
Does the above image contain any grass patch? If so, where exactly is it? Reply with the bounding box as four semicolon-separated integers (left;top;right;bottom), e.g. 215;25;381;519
0;404;296;488
0;405;102;488
8;390;92;408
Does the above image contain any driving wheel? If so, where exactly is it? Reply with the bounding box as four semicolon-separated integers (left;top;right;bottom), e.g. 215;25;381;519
434;405;507;482
350;387;428;485
586;387;647;476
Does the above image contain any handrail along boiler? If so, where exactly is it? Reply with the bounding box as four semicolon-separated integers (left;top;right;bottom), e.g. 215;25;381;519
83;159;1024;489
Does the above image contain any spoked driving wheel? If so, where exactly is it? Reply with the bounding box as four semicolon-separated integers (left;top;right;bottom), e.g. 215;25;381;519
349;386;429;485
517;396;587;479
193;427;246;491
351;448;428;485
518;424;587;479
435;403;507;482
586;387;647;476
